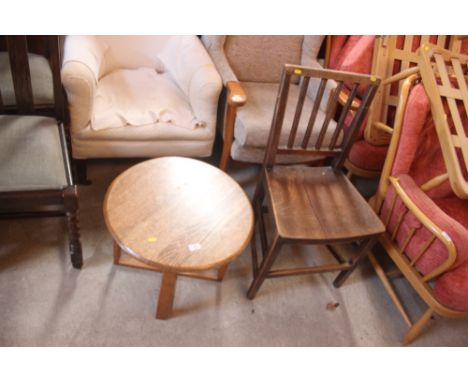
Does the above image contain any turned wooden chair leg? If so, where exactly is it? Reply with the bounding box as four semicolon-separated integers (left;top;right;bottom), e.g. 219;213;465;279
63;186;83;269
247;233;283;300
403;308;434;345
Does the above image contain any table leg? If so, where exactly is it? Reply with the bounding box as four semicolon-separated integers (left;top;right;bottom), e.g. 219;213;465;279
217;263;230;281
113;240;121;264
156;271;178;319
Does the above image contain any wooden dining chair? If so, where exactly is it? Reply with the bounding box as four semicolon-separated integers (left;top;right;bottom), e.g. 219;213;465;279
247;64;384;299
0;35;83;268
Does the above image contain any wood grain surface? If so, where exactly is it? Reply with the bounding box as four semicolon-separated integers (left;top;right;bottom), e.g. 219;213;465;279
104;157;254;272
266;166;385;241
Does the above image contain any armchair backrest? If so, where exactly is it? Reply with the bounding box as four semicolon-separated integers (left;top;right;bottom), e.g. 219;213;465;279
206;35;324;84
88;36;196;77
223;35;304;83
418;44;468;199
366;36;453;146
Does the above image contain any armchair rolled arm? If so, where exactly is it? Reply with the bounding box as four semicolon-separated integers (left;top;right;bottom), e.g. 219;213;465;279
187;63;223;128
201;35;238;84
160;36;222;129
61;36;106;133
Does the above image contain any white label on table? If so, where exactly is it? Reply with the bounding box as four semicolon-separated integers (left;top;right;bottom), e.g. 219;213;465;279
188;243;202;252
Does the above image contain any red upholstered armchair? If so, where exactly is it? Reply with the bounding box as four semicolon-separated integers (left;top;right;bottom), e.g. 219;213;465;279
370;46;468;344
326;35;386;177
326;35;464;179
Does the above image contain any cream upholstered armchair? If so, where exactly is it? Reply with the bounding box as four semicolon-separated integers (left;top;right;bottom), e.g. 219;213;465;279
61;35;222;179
202;35;335;171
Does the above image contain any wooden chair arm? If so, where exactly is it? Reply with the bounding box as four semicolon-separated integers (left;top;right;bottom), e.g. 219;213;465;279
219;81;247;171
387;176;457;282
338;90;360;111
226;81;247;106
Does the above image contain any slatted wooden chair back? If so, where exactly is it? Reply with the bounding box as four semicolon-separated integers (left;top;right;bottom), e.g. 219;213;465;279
365;35;458;146
262;64;380;170
418;44;468;199
0;35;64;119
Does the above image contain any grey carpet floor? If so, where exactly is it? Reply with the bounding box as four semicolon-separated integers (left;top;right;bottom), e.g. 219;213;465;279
1;157;468;346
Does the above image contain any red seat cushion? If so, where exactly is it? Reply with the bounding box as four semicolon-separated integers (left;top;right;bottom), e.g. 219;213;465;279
348;140;388;172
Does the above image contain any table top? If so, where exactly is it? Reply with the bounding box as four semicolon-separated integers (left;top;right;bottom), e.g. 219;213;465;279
103;157;254;272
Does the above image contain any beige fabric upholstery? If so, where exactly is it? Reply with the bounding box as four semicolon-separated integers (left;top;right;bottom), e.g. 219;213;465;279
234;82;337;148
92;69;203;131
0;52;54;106
224;36;303;83
61;35;222;159
202;35;337;164
0;115;67;191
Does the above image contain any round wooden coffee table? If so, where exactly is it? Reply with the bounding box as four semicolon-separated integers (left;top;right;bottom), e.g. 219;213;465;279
103;157;253;319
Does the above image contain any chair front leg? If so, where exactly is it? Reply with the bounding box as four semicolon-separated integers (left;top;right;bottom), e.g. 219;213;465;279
247;233;283;300
403;308;434;345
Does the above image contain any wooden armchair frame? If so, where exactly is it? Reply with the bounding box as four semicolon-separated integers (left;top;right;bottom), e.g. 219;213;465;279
369;56;468;344
326;36;462;179
418;45;468;199
219;81;247;171
365;36;454;146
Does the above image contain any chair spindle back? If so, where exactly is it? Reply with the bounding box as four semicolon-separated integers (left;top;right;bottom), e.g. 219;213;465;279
263;64;380;170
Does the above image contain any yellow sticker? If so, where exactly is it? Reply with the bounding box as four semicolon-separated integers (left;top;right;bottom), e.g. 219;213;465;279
294;69;302;75
370;75;377;82
147;236;158;243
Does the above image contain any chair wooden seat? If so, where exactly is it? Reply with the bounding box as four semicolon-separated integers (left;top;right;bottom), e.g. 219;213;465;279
266;165;384;241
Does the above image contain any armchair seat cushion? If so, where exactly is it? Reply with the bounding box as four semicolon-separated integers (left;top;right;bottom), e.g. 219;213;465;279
0;52;53;106
0;115;67;192
347;139;388;172
234;82;338;149
74;114;213;143
92;68;203;131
